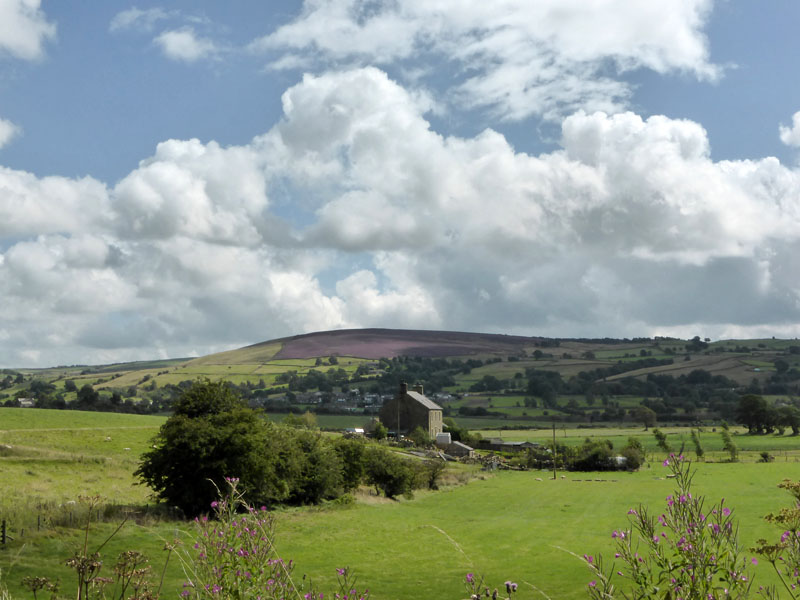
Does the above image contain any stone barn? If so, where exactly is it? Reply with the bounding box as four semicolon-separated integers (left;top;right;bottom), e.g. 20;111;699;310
379;382;443;438
446;441;475;458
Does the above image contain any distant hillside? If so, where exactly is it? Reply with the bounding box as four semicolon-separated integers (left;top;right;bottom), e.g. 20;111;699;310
7;330;800;430
182;328;542;367
268;328;541;360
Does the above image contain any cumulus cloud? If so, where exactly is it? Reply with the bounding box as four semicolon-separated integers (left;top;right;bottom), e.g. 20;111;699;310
0;0;56;61
267;69;800;338
0;118;20;148
5;67;800;366
254;0;718;120
154;27;219;62
0;167;110;237
112;138;268;244
109;7;172;33
780;111;800;148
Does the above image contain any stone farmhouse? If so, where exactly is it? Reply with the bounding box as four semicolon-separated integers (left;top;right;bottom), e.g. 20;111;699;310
379;382;443;438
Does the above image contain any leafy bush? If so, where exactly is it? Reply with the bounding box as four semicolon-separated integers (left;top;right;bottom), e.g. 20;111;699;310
137;379;368;516
364;446;415;499
569;439;615;472
408;425;432;448
136;383;286;516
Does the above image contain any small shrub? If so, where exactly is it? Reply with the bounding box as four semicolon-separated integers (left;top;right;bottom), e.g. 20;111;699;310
721;427;738;462
690;428;705;460
652;428;671;453
182;478;369;600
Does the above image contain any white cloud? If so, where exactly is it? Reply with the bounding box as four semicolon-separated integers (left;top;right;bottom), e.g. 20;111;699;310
6;67;800;367
109;7;171;33
335;269;440;328
0;118;20;148
0;167;110;237
112;138;268;244
154;27;218;62
266;69;800;337
0;0;55;61
255;0;718;120
780;111;800;148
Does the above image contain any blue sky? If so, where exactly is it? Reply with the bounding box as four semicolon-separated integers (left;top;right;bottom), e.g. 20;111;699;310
1;0;800;366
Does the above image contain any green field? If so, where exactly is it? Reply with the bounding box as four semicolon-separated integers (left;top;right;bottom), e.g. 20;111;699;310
272;464;795;599
2;463;796;599
0;409;165;518
2;409;800;598
471;425;800;457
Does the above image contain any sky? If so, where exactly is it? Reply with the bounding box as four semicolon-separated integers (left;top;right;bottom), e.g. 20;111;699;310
1;0;800;367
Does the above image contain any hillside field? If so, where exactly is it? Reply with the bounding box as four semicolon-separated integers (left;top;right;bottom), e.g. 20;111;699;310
6;330;800;432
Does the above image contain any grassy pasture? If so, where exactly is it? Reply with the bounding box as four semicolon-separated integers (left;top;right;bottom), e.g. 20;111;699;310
2;410;800;599
273;464;796;599
0;409;164;513
471;426;800;460
2;463;796;600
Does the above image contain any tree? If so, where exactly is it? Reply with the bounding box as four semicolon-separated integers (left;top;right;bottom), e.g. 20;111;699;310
631;406;657;430
370;420;388;440
332;436;367;492
778;405;800;435
75;384;99;409
652;428;671;453
286;428;343;505
284;411;317;429
172;379;242;418
408;425;431;447
364;446;415;499
136;379;288;516
736;394;769;433
720;424;738;462
690;429;705;460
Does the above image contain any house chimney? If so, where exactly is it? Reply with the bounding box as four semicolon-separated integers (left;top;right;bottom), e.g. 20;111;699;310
400;382;408;395
413;384;424;395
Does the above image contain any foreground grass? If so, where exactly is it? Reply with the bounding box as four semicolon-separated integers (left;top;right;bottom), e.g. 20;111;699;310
1;462;794;599
272;463;791;599
1;409;798;599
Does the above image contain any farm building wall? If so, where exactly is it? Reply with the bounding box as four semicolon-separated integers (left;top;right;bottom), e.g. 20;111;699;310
379;382;444;438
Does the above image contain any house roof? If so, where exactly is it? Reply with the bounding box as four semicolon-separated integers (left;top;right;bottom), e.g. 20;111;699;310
406;390;442;411
482;439;539;447
449;441;473;450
